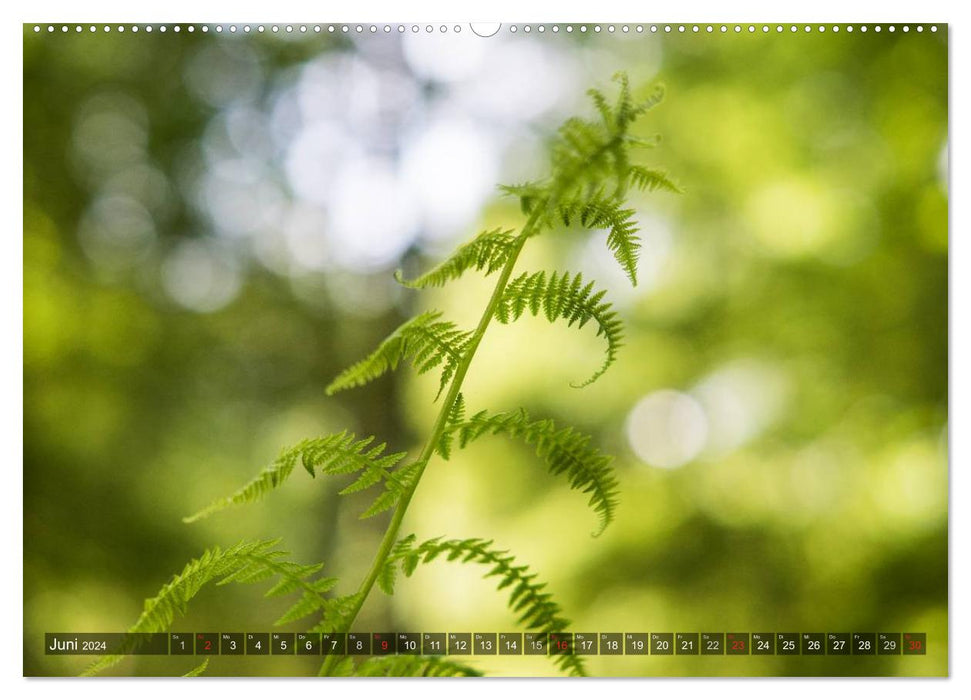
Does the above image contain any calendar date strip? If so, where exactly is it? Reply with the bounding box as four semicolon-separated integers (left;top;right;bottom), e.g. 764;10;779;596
46;631;927;656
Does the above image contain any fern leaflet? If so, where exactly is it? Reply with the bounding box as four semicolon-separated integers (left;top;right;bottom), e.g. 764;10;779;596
326;311;471;399
308;593;363;635
628;165;682;194
381;536;586;677
555;191;641;285
218;554;339;625
394;228;517;289
349;656;483;677
183;439;309;523
184;432;412;522
326;656;356;676
494;271;624;386
85;540;336;675
182;658;209;677
438;408;618;535
435;392;466;460
500;75;674;289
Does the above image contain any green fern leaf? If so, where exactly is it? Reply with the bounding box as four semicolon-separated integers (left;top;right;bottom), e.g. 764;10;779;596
326;311;471;399
587;87;613;127
604;209;641;286
394;229;517;289
377;534;418;595
499;182;545;215
556;192;641;285
360;462;420;519
216;549;338;626
261;562;329;597
436;393;466;460
603;74;666;133
328;656;356;677
438;408;618;536
182;657;209;677
275;592;329;626
84;540;335;675
182;441;311;523
628;165;682;194
631;81;666;121
308;593;362;634
611;71;635;129
544;75;662;202
131;540;278;632
184;432;410;522
353;655;483;677
494;271;624;386
499;74;672;290
549;116;616;197
386;536;586;677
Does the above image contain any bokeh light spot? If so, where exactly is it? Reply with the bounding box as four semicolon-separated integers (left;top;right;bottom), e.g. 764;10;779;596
162;239;242;312
626;390;709;469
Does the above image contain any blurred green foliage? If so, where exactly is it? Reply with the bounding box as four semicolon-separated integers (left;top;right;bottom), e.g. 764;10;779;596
24;25;947;676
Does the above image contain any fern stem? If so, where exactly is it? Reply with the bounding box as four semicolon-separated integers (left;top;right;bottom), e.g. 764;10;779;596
318;218;537;676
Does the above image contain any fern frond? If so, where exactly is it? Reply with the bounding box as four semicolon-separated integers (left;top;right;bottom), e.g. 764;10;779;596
274;590;334;626
217;555;339;625
628;165;682;194
603;209;642;287
360;461;421;519
182;658;209;677
556;192;640;285
377;534;417;595
327;656;356;677
438;408;618;536
494;271;623;386
182;441;306;523
499;74;674;287
548;116;616;198
546;75;664;202
631;82;666;120
587;87;612;127
436;393;466;460
611;72;634;129
499;182;545;215
326;311;471;399
386;536;586;677
85;540;335;675
132;540;277;632
395;229;517;289
599;74;666;132
184;432;410;523
352;655;483;677
308;593;363;634
556;188;626;229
